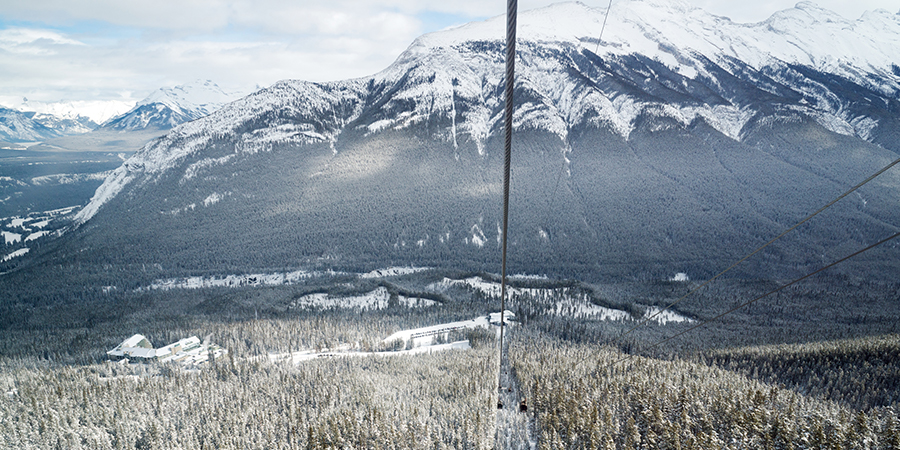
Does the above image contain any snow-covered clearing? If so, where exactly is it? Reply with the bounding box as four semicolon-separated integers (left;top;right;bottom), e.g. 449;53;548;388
2;248;29;262
289;286;437;311
430;277;693;324
269;341;472;364
142;269;341;291
1;206;80;241
670;272;690;282
643;306;695;324
553;296;631;321
2;231;20;244
429;276;538;298
8;217;28;228
269;312;512;364
24;231;49;242
141;267;432;292
359;266;431;278
383;312;512;347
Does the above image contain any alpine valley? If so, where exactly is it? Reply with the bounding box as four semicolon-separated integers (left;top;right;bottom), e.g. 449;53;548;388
3;2;900;448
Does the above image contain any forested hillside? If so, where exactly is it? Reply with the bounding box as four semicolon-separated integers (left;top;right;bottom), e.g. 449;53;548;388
511;331;900;450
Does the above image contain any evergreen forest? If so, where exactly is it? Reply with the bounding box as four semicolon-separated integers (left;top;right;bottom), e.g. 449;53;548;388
1;271;898;449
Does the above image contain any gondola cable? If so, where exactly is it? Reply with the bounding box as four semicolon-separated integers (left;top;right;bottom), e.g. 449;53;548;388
595;0;614;55
541;0;614;234
609;229;900;367
606;155;900;349
497;0;517;407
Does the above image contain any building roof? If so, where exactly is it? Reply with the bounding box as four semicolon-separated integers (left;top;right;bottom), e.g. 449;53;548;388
107;334;153;357
123;347;156;359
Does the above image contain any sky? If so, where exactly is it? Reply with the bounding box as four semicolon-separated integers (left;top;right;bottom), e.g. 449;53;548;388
0;0;897;120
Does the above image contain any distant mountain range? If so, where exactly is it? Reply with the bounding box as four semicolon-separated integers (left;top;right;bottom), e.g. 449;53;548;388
0;80;242;143
0;107;97;143
9;0;900;285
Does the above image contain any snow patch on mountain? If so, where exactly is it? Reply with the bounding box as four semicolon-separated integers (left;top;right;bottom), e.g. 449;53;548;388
74;166;134;224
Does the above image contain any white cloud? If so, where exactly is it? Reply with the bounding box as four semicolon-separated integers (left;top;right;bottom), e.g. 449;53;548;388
0;0;897;107
0;28;85;55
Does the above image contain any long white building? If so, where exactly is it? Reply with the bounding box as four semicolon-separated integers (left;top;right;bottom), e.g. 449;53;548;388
107;334;225;365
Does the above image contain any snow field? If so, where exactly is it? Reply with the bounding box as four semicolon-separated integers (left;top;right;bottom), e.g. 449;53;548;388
431;276;693;323
2;248;29;262
2;231;20;244
289;286;437;311
143;269;339;290
268;312;512;364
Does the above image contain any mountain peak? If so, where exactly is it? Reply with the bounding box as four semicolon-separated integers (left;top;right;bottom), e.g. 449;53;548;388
138;80;240;113
101;80;243;131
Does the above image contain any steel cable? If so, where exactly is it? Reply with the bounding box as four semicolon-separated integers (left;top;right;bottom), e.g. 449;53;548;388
611;229;900;366
608;155;900;348
498;0;517;390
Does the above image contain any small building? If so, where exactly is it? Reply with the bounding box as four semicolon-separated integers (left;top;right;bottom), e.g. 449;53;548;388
107;334;221;366
155;336;202;362
107;334;156;361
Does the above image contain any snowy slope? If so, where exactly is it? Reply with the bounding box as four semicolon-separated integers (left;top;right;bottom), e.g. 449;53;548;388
412;0;900;90
387;0;900;141
101;80;244;131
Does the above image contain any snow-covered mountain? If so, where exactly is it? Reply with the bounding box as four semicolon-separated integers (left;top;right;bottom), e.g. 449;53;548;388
0;107;71;143
18;98;132;125
29;112;97;136
0;102;104;142
100;80;243;131
81;0;900;184
43;1;900;280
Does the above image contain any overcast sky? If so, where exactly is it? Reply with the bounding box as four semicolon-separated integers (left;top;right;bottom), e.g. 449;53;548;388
0;0;897;115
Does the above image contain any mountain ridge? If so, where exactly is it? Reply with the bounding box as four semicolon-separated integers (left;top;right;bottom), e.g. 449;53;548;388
15;0;900;283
